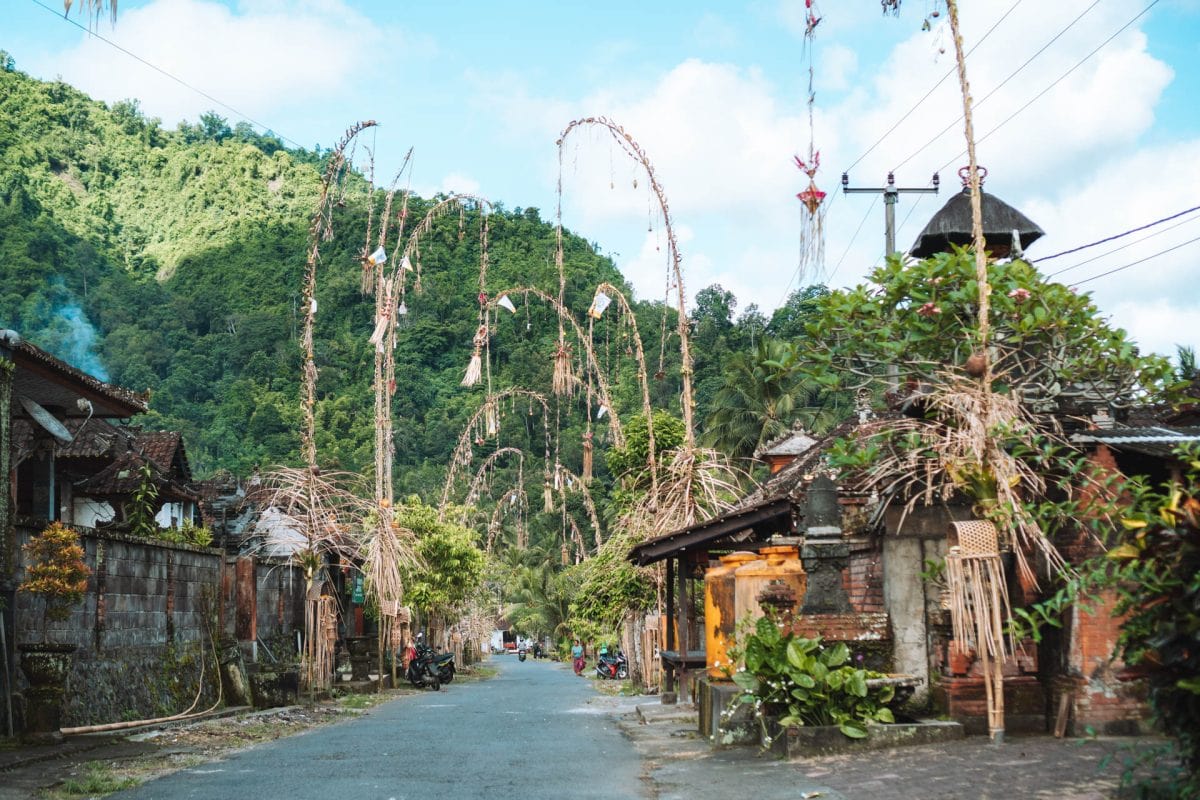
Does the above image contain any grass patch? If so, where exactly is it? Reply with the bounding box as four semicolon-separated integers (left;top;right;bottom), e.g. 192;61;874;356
45;762;140;798
339;694;374;710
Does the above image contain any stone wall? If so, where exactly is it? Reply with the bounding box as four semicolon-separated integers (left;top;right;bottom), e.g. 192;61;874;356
2;523;306;731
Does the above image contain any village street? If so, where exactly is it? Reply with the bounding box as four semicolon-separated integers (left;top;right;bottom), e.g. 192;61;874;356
0;655;1158;799
105;656;647;800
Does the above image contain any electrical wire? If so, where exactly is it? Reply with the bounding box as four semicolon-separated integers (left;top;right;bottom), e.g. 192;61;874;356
893;0;1101;173
827;193;878;286
1038;203;1200;264
842;0;1024;176
937;0;1162;174
1070;233;1200;287
28;0;306;150
1047;210;1200;278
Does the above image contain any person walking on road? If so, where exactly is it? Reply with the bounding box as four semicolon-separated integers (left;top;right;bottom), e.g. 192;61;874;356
571;639;585;676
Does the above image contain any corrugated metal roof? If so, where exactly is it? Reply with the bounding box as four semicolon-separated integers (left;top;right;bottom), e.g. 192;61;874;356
1072;426;1200;459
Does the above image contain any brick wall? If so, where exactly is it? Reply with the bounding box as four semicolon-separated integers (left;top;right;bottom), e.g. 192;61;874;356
844;537;884;614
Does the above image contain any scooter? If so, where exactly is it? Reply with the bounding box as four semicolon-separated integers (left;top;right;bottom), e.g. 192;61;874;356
406;644;442;690
595;649;629;680
517;647;527;662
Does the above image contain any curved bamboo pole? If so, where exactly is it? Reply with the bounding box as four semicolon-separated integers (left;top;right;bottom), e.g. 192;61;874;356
300;120;376;469
554;463;603;551
463;447;525;509
488;286;624;447
592;282;657;498
376;193;494;503
439;388;553;515
371;152;414;505
556;117;696;449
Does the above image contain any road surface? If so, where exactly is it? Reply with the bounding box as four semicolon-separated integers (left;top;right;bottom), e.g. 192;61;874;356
112;656;645;799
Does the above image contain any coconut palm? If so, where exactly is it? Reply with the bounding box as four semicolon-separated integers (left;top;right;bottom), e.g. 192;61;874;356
703;337;845;462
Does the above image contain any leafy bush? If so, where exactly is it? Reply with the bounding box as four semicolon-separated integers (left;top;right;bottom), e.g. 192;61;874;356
730;615;895;740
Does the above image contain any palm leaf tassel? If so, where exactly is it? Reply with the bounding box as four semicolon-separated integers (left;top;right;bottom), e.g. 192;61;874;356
582;432;593;483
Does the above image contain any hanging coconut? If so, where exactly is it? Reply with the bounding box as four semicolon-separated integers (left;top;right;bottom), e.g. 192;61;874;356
552;341;576;396
965;352;988;378
582;432;594;483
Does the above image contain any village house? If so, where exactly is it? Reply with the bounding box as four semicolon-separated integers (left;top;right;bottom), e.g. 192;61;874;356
1;331;308;737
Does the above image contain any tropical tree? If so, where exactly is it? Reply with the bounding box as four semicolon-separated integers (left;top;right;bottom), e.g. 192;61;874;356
397;500;486;645
504;548;574;643
703;337;843;462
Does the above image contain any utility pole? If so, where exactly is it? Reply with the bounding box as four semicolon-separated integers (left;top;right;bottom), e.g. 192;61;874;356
842;171;940;257
842;172;939;393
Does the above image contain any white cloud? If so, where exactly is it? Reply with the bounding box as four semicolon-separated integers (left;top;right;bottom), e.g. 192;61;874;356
1023;137;1200;357
39;0;416;129
431;172;483;198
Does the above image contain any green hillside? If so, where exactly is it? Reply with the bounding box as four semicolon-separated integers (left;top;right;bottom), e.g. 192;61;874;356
0;56;697;531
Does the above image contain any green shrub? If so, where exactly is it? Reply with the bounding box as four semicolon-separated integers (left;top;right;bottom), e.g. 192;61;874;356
730;615;895;741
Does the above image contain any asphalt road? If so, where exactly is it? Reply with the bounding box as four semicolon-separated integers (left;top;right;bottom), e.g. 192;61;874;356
111;656;645;800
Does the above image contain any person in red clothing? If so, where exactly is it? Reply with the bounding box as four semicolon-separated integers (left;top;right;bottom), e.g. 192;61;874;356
571;639;585;675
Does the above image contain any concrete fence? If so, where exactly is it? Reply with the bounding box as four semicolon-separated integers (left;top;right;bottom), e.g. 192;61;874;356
1;522;306;733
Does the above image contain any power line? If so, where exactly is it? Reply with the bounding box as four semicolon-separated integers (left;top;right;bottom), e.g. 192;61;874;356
937;0;1161;174
893;0;1101;173
29;0;306;150
1071;233;1200;287
1046;211;1200;280
1047;210;1200;278
827;194;878;285
1038;203;1200;264
841;0;1024;175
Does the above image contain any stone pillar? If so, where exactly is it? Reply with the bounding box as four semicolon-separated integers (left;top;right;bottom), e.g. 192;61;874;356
800;475;853;614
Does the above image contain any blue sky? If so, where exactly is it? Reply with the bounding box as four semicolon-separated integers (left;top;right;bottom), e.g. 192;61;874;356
6;0;1200;357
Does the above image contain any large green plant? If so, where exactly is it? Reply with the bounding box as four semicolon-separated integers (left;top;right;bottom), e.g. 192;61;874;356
731;615;894;740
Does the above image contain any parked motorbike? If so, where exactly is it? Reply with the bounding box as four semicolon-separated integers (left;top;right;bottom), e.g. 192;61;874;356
595;649;629;680
406;644;442;690
431;649;455;683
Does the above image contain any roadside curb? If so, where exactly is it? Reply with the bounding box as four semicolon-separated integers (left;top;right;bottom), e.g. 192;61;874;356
0;706;251;773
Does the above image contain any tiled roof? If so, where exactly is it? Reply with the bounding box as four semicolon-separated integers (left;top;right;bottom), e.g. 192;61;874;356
756;425;820;458
74;449;199;502
11;418;135;462
133;431;190;481
3;332;148;417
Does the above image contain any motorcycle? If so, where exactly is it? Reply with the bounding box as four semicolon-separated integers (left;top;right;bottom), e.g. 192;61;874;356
595;649;629;680
517;647;527;662
428;648;456;683
406;644;442;691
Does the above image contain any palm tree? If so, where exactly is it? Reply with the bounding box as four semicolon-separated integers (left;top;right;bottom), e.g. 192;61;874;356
503;548;573;644
703;337;845;461
1177;345;1198;383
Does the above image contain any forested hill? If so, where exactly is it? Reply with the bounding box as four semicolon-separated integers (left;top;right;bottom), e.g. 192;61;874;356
0;56;699;502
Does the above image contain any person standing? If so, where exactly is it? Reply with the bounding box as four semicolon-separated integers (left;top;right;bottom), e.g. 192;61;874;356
571;639;585;676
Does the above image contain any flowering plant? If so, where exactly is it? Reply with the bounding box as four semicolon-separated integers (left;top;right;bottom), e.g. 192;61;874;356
19;522;91;640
